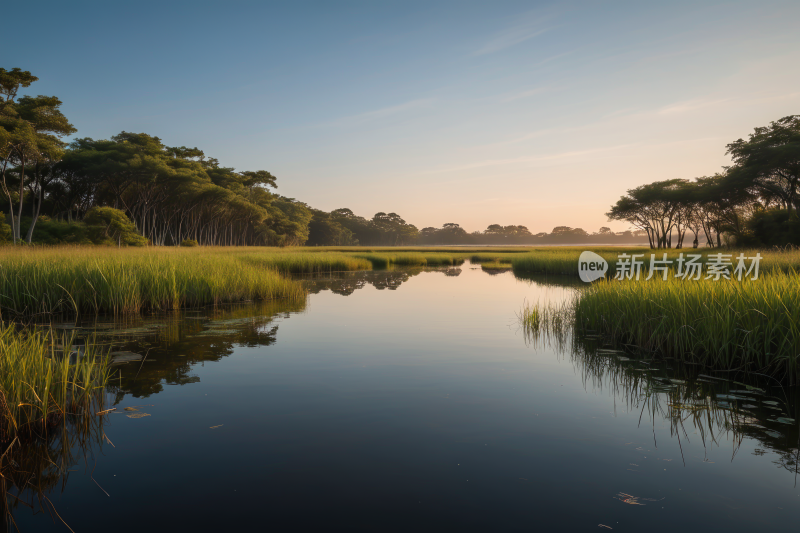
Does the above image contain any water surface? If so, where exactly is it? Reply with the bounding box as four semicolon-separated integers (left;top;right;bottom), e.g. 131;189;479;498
9;263;800;532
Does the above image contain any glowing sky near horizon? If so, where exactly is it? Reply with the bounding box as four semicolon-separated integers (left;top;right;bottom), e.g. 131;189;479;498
6;0;800;233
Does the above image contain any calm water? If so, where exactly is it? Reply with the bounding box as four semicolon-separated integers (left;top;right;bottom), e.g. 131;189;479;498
8;262;800;532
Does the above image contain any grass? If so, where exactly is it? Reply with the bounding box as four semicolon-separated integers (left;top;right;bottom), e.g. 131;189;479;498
573;272;800;382
0;324;110;442
512;247;655;276
238;251;373;273
347;251;465;268
511;247;800;277
0;247;307;316
521;269;800;383
480;262;513;274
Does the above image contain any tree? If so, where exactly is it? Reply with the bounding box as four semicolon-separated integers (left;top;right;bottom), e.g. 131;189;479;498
724;115;800;213
307;209;358;246
0;69;76;243
607;179;690;248
372;212;418;245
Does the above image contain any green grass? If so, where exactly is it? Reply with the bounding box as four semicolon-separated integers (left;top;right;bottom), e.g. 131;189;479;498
521;270;800;383
511;247;651;276
0;324;110;442
238;251;373;273
574;272;800;381
510;247;800;277
0;247;307;316
350;251;464;268
480;261;512;271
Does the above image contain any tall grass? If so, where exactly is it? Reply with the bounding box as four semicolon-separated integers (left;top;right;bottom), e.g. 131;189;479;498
512;247;651;276
571;272;800;381
350;252;464;268
511;247;800;277
0;324;110;442
0;247;306;316
238;251;373;273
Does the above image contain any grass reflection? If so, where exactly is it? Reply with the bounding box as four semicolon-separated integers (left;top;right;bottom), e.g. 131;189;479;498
521;303;800;477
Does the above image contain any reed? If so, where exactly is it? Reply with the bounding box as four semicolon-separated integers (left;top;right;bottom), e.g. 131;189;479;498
350;252;464;268
238;251;373;273
480;261;512;270
511;247;800;277
0;247;306;316
511;247;650;276
0;324;110;442
573;272;800;381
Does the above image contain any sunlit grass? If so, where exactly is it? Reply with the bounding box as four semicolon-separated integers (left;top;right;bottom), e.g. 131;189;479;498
520;269;800;382
0;247;306;316
238;251;373;273
573;272;800;381
511;247;800;277
0;324;110;442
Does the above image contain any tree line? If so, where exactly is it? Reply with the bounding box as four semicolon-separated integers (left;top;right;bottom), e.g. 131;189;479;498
607;115;800;249
0;67;653;247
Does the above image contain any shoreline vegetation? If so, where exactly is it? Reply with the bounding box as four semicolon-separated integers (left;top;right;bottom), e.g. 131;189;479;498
0;324;109;443
518;247;800;383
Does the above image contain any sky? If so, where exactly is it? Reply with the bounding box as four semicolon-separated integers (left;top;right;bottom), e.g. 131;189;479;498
4;0;800;233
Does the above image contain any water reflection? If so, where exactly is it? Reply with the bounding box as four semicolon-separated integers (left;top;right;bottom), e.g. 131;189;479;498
526;304;800;479
6;264;800;531
91;300;306;401
301;266;462;295
2;395;107;532
303;269;422;294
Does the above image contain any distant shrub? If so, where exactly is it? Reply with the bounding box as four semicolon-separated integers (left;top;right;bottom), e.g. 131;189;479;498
0;221;11;244
84;207;148;246
180;239;199;247
745;209;800;247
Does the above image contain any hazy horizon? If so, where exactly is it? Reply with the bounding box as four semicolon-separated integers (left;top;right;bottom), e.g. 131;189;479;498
7;0;799;233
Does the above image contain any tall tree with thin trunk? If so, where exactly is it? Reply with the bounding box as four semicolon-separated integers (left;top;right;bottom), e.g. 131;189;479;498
0;68;76;243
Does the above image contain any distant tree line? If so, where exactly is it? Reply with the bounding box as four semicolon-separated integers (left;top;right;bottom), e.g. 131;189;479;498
14;67;790;249
0;67;652;247
305;213;649;246
607;115;800;248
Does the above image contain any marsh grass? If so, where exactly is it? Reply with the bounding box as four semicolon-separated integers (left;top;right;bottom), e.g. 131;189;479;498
0;247;306;316
573;272;800;381
480;262;512;271
470;252;524;264
350;252;464;268
521;268;800;382
238;251;373;273
1;374;108;531
518;299;575;351
0;324;110;443
511;247;800;277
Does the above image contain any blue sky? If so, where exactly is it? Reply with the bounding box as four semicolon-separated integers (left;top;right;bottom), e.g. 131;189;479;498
5;1;800;232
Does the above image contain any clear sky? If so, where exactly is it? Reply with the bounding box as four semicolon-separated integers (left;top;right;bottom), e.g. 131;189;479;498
5;0;799;233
